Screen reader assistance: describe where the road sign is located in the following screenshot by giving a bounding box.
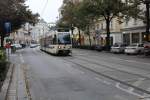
[4,22,11,35]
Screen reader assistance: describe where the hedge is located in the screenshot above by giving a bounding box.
[0,49,9,90]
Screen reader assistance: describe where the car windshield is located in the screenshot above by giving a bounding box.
[58,33,71,44]
[113,43,122,47]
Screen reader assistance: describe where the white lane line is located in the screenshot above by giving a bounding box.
[95,77,111,85]
[142,88,150,100]
[20,54,25,63]
[132,78,145,86]
[116,83,143,98]
[128,78,145,92]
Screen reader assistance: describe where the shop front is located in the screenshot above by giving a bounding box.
[122,26,150,45]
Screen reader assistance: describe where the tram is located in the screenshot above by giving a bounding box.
[40,28,72,55]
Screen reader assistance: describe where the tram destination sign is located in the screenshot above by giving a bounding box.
[57,28,70,32]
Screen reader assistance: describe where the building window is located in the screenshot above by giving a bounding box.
[132,33,139,43]
[123,34,130,45]
[101,24,103,30]
[97,24,99,30]
[134,19,137,25]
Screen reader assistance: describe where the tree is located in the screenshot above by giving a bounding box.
[76,0,141,50]
[58,0,95,46]
[0,0,39,47]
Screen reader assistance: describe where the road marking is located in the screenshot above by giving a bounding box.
[133,78,145,86]
[128,78,145,92]
[142,88,150,100]
[95,77,111,85]
[116,83,143,98]
[20,54,25,63]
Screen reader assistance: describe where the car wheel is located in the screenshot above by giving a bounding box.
[137,50,141,55]
[144,52,149,56]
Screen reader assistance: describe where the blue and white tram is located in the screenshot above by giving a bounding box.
[40,28,72,55]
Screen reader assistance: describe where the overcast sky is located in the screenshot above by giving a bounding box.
[25,0,63,23]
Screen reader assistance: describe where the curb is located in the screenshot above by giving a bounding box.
[0,64,14,100]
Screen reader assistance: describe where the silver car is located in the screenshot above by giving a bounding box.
[125,43,144,55]
[111,43,127,53]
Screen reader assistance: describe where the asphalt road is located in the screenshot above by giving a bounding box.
[16,47,150,100]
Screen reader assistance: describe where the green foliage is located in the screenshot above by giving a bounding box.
[0,49,8,86]
[0,0,39,47]
[59,0,143,50]
[0,0,39,33]
[0,50,6,62]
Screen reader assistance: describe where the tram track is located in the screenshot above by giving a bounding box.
[66,56,150,81]
[62,57,150,96]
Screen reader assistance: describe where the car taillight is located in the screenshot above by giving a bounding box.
[144,46,150,48]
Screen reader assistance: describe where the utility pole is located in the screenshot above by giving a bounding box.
[145,0,150,41]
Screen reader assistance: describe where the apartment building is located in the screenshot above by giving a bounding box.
[9,23,32,45]
[83,17,122,46]
[121,3,149,45]
[30,19,50,43]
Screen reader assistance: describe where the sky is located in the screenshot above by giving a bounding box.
[25,0,63,23]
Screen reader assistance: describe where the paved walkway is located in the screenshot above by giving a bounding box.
[6,52,29,100]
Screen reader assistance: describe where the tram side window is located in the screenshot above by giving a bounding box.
[53,34,57,44]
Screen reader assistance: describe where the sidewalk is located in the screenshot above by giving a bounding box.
[0,53,30,100]
[6,63,29,100]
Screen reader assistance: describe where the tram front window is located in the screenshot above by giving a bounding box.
[58,33,71,44]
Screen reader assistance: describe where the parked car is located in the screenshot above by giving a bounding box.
[111,43,127,53]
[125,43,144,55]
[11,44,22,49]
[144,42,150,56]
[95,45,104,51]
[30,44,38,48]
[20,44,26,48]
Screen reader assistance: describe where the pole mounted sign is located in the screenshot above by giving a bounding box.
[4,22,11,36]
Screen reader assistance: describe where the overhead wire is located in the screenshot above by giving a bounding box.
[41,0,48,17]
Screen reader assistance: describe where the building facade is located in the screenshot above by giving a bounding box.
[30,19,50,43]
[121,3,150,45]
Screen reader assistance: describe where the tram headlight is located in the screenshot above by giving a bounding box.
[58,46,61,49]
[68,46,71,49]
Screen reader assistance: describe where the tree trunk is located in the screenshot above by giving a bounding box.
[71,27,74,46]
[88,25,91,47]
[78,29,81,46]
[106,18,110,51]
[1,34,4,48]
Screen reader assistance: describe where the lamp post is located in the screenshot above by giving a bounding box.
[144,0,150,41]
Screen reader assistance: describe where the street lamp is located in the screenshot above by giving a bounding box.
[144,0,150,41]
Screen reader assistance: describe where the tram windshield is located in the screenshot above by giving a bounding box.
[58,33,71,44]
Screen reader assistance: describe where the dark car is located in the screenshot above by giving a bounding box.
[144,42,150,56]
[95,45,104,51]
[21,44,26,48]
